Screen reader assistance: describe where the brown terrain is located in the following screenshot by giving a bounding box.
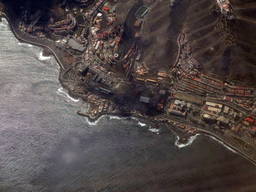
[140,0,256,85]
[183,0,256,86]
[140,0,192,72]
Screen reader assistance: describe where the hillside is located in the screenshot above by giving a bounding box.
[183,0,256,85]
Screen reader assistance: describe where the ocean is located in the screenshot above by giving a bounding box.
[1,18,256,192]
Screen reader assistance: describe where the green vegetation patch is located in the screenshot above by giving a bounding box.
[76,14,85,25]
[135,5,148,18]
[173,93,202,104]
[74,26,84,36]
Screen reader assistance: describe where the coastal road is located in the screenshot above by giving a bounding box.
[157,112,256,166]
[0,11,69,70]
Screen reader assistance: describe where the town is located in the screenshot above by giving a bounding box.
[2,0,256,163]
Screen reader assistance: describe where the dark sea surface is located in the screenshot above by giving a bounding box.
[1,18,256,192]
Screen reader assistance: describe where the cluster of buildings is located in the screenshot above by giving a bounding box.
[216,0,233,16]
[83,0,107,19]
[49,14,77,35]
[74,59,121,99]
[75,27,89,44]
[122,42,138,77]
[173,33,255,99]
[224,83,254,97]
[167,99,191,117]
[16,0,256,152]
[215,16,236,45]
[135,77,159,86]
[232,97,256,111]
[214,0,236,45]
[175,71,223,96]
[201,101,244,127]
[19,21,44,33]
[91,24,123,64]
[232,114,256,137]
[81,93,119,118]
[174,33,200,73]
[135,62,148,76]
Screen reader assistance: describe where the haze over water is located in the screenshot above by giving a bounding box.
[1,18,256,192]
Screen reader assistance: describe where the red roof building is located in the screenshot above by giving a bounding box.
[246,117,254,124]
[103,7,109,11]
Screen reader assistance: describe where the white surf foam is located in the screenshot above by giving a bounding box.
[37,50,51,61]
[207,135,237,154]
[84,115,105,126]
[138,121,147,127]
[148,127,160,134]
[17,42,33,47]
[175,134,200,148]
[57,88,80,102]
[109,116,126,120]
[0,18,9,26]
[131,117,138,121]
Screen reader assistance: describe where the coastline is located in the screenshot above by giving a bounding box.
[1,10,256,166]
[77,108,256,166]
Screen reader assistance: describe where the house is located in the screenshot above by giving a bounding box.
[140,96,150,104]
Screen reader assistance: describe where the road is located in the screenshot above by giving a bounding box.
[0,11,69,70]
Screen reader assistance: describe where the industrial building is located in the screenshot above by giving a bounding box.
[223,106,230,114]
[205,102,223,109]
[68,38,86,52]
[167,100,190,117]
[248,126,256,137]
[168,103,186,117]
[202,113,216,123]
[216,115,229,126]
[140,96,150,104]
[79,65,89,76]
[204,105,222,114]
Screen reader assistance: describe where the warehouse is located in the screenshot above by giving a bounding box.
[205,101,223,109]
[68,38,86,52]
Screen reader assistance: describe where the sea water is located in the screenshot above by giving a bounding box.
[1,18,256,192]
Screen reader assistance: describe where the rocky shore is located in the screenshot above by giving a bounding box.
[1,7,256,167]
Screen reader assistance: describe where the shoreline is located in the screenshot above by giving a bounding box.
[77,109,256,166]
[1,10,256,166]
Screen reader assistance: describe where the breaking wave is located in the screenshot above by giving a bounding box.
[57,88,80,102]
[37,50,51,61]
[0,18,9,27]
[109,116,128,120]
[138,121,147,127]
[175,134,200,148]
[207,135,237,154]
[175,133,238,153]
[17,42,33,47]
[148,127,160,134]
[84,115,105,126]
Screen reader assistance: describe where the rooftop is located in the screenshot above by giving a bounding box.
[68,38,86,52]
